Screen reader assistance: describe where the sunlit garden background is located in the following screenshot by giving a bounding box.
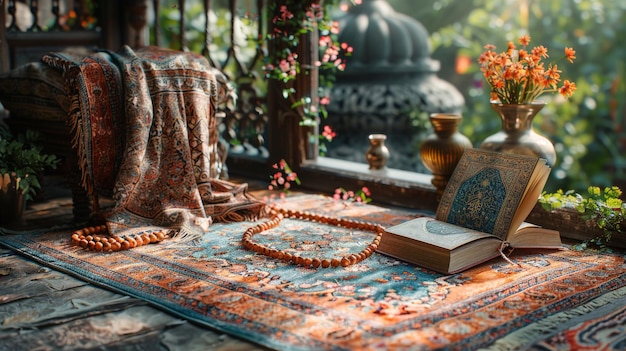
[156,0,625,194]
[389,0,626,193]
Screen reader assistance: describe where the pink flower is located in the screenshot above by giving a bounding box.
[319,36,332,47]
[322,125,336,141]
[279,59,291,73]
[277,5,293,21]
[266,159,301,200]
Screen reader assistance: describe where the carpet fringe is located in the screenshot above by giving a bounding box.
[170,227,206,244]
[165,210,267,248]
[480,285,626,351]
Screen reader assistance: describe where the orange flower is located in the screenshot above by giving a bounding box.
[559,80,577,97]
[518,49,529,61]
[564,47,576,64]
[492,78,505,90]
[478,35,577,104]
[546,65,561,80]
[531,45,549,59]
[507,41,516,51]
[519,35,531,46]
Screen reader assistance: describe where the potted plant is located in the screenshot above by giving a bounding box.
[477,35,578,167]
[0,124,60,225]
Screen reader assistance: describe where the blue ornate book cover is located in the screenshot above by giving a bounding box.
[435,149,547,240]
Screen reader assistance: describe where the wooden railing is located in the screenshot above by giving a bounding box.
[142,1,299,172]
[1,0,122,72]
[142,0,318,174]
[1,0,312,176]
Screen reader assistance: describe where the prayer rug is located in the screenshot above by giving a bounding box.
[1,194,625,351]
[522,289,626,350]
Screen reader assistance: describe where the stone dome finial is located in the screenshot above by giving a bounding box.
[326,0,466,173]
[335,0,440,79]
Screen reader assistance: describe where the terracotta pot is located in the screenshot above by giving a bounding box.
[0,172,26,225]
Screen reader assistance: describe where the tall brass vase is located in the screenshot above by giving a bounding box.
[480,102,557,166]
[420,113,472,198]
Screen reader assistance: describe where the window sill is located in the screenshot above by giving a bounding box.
[299,157,439,212]
[227,155,439,211]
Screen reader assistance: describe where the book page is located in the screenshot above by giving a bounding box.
[383,217,497,251]
[436,149,547,241]
[509,222,562,248]
[507,164,550,237]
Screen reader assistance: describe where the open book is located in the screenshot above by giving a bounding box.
[377,148,562,274]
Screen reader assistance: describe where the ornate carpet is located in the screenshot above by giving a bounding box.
[1,194,625,350]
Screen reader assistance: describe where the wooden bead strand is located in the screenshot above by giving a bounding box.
[70,225,169,252]
[241,205,384,269]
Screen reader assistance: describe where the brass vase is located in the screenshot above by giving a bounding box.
[420,113,472,197]
[366,134,390,170]
[480,101,557,166]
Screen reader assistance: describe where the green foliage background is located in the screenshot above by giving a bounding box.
[388,0,626,193]
[154,0,626,194]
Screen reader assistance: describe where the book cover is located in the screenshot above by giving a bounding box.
[436,148,548,240]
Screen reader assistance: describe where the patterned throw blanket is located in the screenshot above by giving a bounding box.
[43,46,265,238]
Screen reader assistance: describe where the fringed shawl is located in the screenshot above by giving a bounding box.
[43,46,265,239]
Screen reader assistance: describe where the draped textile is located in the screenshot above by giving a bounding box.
[43,46,265,238]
